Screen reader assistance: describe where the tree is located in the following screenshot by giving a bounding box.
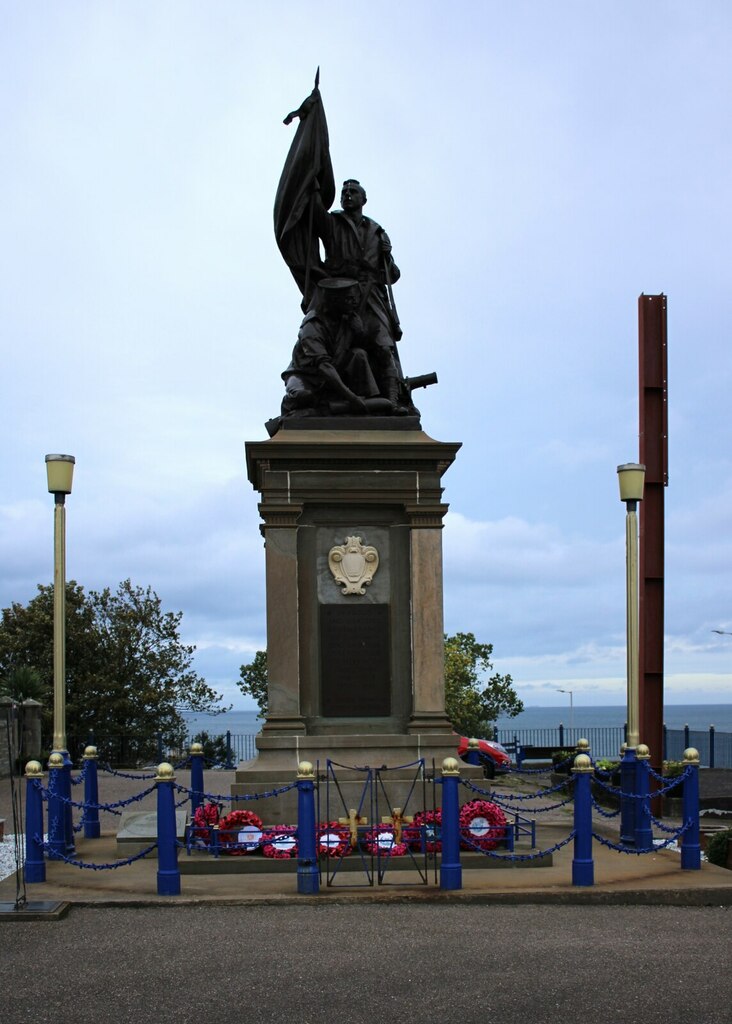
[0,579,227,756]
[443,632,523,738]
[237,650,268,718]
[237,633,523,737]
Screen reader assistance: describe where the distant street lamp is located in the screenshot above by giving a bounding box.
[617,463,645,750]
[45,454,75,856]
[557,688,574,733]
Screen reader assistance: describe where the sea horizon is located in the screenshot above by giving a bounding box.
[181,702,732,737]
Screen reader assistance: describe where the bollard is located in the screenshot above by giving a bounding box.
[189,742,205,817]
[47,751,73,859]
[619,744,637,846]
[634,744,653,851]
[572,753,594,886]
[24,761,46,883]
[226,730,234,769]
[465,738,481,767]
[680,748,701,870]
[156,762,181,896]
[296,761,319,895]
[439,757,462,891]
[82,745,101,839]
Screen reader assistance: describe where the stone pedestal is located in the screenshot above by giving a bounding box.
[234,422,473,819]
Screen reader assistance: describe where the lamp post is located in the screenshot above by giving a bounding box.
[45,454,75,856]
[617,462,645,846]
[617,463,645,749]
[557,688,574,735]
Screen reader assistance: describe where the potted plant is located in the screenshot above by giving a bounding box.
[706,828,732,870]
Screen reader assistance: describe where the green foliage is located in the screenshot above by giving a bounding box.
[0,665,47,703]
[237,650,268,718]
[236,633,523,740]
[595,758,621,772]
[705,828,732,868]
[443,632,523,738]
[663,760,686,778]
[0,579,227,747]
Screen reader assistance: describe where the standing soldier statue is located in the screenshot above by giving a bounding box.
[272,71,435,426]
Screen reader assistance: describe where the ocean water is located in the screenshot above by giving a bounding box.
[181,703,732,738]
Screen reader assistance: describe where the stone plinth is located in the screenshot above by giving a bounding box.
[238,423,474,821]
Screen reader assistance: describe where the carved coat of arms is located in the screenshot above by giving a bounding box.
[328,536,379,595]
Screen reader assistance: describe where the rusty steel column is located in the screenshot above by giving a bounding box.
[638,294,667,811]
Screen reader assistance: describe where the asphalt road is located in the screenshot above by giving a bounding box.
[2,904,730,1023]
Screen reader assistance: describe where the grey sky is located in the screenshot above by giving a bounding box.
[2,1,731,709]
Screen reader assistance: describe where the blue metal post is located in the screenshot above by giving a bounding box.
[709,726,715,769]
[83,745,100,839]
[559,723,565,748]
[634,745,653,851]
[156,763,181,896]
[680,748,701,870]
[572,754,594,886]
[684,724,690,748]
[189,742,204,817]
[619,745,637,846]
[226,730,233,769]
[24,761,46,883]
[439,758,462,891]
[296,761,319,894]
[464,738,481,767]
[47,751,74,858]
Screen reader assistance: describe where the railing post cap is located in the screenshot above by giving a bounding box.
[190,742,204,756]
[441,757,461,776]
[25,760,44,778]
[576,738,590,752]
[48,752,64,769]
[682,748,700,765]
[636,744,651,760]
[467,737,480,749]
[83,745,98,760]
[572,753,593,773]
[155,762,176,781]
[297,760,315,780]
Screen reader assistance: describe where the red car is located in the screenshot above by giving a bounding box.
[456,736,512,778]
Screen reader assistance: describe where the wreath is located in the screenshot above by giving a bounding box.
[363,825,408,857]
[459,799,507,851]
[262,826,298,859]
[317,822,351,858]
[191,801,220,844]
[408,809,442,852]
[218,809,264,855]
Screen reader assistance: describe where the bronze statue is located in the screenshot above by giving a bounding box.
[271,72,436,428]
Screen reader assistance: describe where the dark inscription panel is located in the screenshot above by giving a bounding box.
[320,604,391,717]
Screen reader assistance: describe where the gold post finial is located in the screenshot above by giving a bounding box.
[467,737,480,749]
[441,757,460,776]
[297,760,315,779]
[155,762,175,781]
[576,738,590,752]
[190,742,204,756]
[572,753,593,773]
[682,748,700,765]
[636,744,651,760]
[83,745,98,760]
[48,752,64,769]
[25,760,43,778]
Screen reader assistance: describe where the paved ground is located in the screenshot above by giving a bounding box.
[2,904,731,1024]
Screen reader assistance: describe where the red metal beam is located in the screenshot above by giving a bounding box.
[638,294,667,808]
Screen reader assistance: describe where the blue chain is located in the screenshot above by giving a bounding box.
[37,834,158,869]
[508,756,573,776]
[591,767,691,800]
[488,792,575,814]
[70,764,87,786]
[459,829,576,861]
[591,797,621,819]
[173,781,298,803]
[461,776,574,802]
[649,809,683,834]
[38,782,158,811]
[591,818,691,855]
[99,764,158,780]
